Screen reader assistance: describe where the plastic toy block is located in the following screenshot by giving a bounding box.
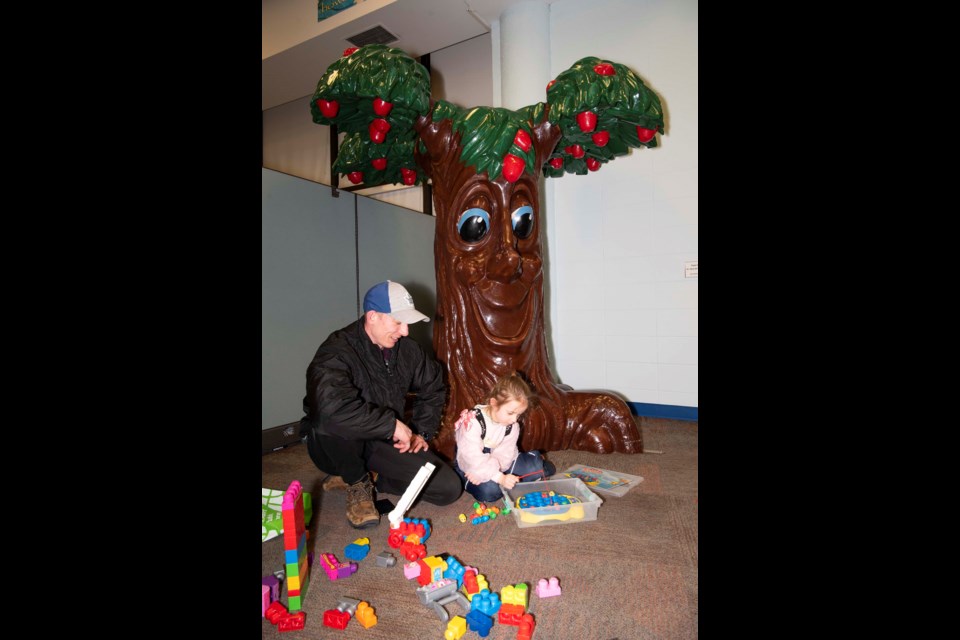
[262,575,280,602]
[388,462,436,527]
[417,578,472,622]
[499,603,524,625]
[400,540,427,562]
[423,556,448,583]
[278,611,305,632]
[287,595,302,610]
[320,552,358,581]
[517,613,535,640]
[355,601,378,628]
[288,575,301,591]
[404,561,421,579]
[265,601,288,624]
[376,551,397,567]
[344,542,370,561]
[288,587,300,597]
[502,583,528,607]
[352,537,370,546]
[468,574,489,600]
[536,577,561,598]
[262,585,270,617]
[323,609,351,630]
[471,589,502,616]
[445,615,467,640]
[336,597,362,615]
[465,609,493,638]
[443,556,466,587]
[462,570,479,595]
[273,569,286,581]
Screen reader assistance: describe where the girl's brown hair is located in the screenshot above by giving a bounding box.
[487,372,538,414]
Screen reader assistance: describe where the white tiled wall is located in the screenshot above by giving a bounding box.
[548,0,698,408]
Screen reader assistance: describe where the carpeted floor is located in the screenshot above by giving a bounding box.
[262,417,698,639]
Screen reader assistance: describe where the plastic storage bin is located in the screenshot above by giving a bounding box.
[503,478,602,528]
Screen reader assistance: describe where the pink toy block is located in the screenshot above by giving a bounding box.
[404,561,421,579]
[536,576,561,598]
[262,585,270,617]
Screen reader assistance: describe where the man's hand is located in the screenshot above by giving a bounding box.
[393,420,414,452]
[409,434,429,453]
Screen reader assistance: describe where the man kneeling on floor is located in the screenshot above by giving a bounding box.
[300,280,462,528]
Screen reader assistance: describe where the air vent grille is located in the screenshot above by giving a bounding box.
[346,25,399,47]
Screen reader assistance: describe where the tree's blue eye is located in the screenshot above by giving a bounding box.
[457,208,490,242]
[511,205,534,239]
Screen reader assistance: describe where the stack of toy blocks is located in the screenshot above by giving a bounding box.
[281,480,310,612]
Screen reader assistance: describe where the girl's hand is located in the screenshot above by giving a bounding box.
[498,474,519,490]
[465,471,485,485]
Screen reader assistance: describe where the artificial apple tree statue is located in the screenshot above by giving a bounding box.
[312,45,664,458]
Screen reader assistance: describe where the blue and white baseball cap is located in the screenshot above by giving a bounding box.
[362,280,430,324]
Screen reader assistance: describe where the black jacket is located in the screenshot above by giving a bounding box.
[300,317,446,442]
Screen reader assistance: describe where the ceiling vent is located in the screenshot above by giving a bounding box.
[345,25,399,47]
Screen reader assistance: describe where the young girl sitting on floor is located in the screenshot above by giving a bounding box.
[454,373,555,502]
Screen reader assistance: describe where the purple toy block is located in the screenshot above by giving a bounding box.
[262,575,280,602]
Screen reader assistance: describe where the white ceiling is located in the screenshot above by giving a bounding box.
[262,0,550,111]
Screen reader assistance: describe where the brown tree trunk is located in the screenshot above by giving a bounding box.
[415,115,642,460]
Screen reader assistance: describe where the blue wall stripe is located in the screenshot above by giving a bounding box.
[627,402,698,421]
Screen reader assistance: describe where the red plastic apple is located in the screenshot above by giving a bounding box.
[347,171,363,184]
[401,168,417,185]
[373,97,393,116]
[368,118,391,143]
[593,63,615,76]
[549,157,563,169]
[586,158,601,171]
[343,47,359,56]
[502,153,525,182]
[576,111,597,133]
[546,79,556,92]
[513,129,532,152]
[317,99,339,118]
[568,144,585,159]
[637,126,657,143]
[372,158,387,170]
[591,131,610,147]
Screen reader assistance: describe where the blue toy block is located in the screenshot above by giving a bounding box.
[465,609,493,638]
[443,556,466,588]
[471,589,502,616]
[344,542,370,561]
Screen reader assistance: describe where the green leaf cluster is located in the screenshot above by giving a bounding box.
[544,57,665,177]
[431,101,536,181]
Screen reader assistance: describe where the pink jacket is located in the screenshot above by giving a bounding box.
[454,405,520,484]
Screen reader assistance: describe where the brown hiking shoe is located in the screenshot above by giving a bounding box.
[322,475,350,491]
[345,475,380,529]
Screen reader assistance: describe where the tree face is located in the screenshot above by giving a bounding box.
[444,174,542,345]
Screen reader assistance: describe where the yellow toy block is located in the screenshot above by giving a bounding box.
[501,583,528,607]
[356,601,377,628]
[445,615,467,640]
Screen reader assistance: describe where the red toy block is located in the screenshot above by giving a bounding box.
[323,609,351,630]
[517,613,535,640]
[463,570,479,595]
[278,611,306,632]
[417,559,433,586]
[265,601,288,624]
[499,603,524,625]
